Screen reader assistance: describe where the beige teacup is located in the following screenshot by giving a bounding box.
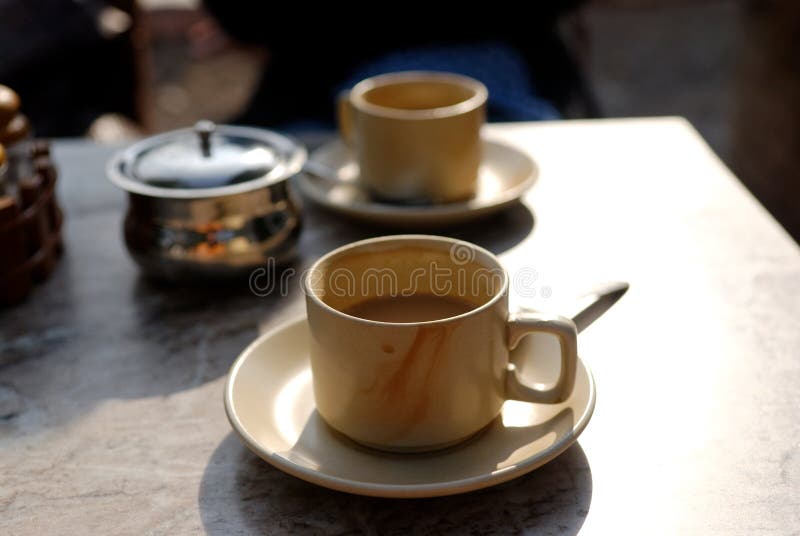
[338,72,487,203]
[305,235,578,452]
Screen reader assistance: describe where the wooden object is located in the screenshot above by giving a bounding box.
[0,143,63,304]
[0,114,30,146]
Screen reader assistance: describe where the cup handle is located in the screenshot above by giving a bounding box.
[337,90,355,148]
[505,312,578,404]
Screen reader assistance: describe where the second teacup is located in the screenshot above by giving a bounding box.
[338,71,487,204]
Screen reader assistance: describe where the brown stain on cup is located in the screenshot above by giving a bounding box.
[360,324,455,442]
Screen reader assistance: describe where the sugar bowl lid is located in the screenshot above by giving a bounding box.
[107,121,306,198]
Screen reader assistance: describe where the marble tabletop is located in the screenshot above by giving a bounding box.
[1,118,798,535]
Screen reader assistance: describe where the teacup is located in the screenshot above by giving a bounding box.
[305,235,578,452]
[338,71,487,203]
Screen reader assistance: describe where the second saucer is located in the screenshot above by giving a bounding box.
[296,138,538,228]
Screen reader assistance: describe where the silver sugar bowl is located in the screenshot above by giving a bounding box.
[107,121,306,279]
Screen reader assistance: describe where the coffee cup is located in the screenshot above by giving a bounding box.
[304,235,578,452]
[338,72,487,203]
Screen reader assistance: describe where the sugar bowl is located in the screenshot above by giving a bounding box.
[107,121,306,279]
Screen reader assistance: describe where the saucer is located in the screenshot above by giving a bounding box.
[224,317,595,498]
[295,139,538,227]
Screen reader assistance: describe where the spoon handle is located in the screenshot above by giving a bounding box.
[567,281,629,333]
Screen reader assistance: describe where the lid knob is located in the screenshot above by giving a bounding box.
[194,120,216,158]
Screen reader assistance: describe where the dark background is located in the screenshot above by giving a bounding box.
[1,0,798,241]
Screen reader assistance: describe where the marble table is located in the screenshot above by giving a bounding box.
[2,118,799,535]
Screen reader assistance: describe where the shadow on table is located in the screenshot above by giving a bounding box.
[447,202,536,253]
[198,430,591,535]
[299,200,536,257]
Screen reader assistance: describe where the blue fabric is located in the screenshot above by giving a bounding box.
[339,42,560,122]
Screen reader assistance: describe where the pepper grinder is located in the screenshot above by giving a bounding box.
[0,85,64,305]
[0,85,31,185]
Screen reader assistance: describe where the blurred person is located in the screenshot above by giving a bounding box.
[202,2,595,130]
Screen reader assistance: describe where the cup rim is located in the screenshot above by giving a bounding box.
[304,235,508,327]
[349,71,488,121]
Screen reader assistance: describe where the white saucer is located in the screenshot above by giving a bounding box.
[295,139,538,227]
[224,317,595,498]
